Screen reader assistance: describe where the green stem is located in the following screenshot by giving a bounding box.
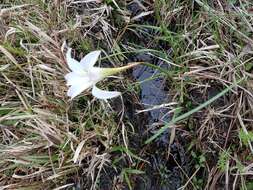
[145,78,244,144]
[102,62,144,76]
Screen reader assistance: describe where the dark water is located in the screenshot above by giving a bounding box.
[131,53,172,145]
[132,55,170,125]
[130,53,187,190]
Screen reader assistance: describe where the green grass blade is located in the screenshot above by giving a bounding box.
[145,81,240,144]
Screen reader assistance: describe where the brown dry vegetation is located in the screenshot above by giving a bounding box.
[0,0,253,190]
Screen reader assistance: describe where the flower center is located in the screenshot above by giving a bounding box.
[87,68,103,83]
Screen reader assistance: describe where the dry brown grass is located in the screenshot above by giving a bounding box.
[0,0,253,190]
[0,1,127,189]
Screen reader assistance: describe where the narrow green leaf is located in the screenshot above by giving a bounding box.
[145,80,241,144]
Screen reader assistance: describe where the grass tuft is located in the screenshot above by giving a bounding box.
[0,0,253,189]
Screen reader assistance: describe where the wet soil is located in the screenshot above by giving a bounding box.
[127,53,189,190]
[132,54,170,125]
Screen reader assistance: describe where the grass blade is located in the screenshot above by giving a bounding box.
[145,81,241,144]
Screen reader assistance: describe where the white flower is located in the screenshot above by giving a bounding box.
[65,48,141,100]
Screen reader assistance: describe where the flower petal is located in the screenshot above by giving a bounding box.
[66,48,83,72]
[67,82,93,100]
[65,72,89,86]
[80,50,101,68]
[91,85,121,100]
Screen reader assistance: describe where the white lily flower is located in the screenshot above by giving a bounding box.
[65,48,141,100]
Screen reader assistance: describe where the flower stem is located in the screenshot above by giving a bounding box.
[103,62,144,76]
[117,62,144,71]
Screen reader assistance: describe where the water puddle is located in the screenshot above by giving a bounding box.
[132,53,170,126]
[129,53,187,190]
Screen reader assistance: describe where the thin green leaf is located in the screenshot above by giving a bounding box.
[145,80,242,144]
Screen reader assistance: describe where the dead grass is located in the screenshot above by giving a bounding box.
[0,1,127,189]
[0,0,253,190]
